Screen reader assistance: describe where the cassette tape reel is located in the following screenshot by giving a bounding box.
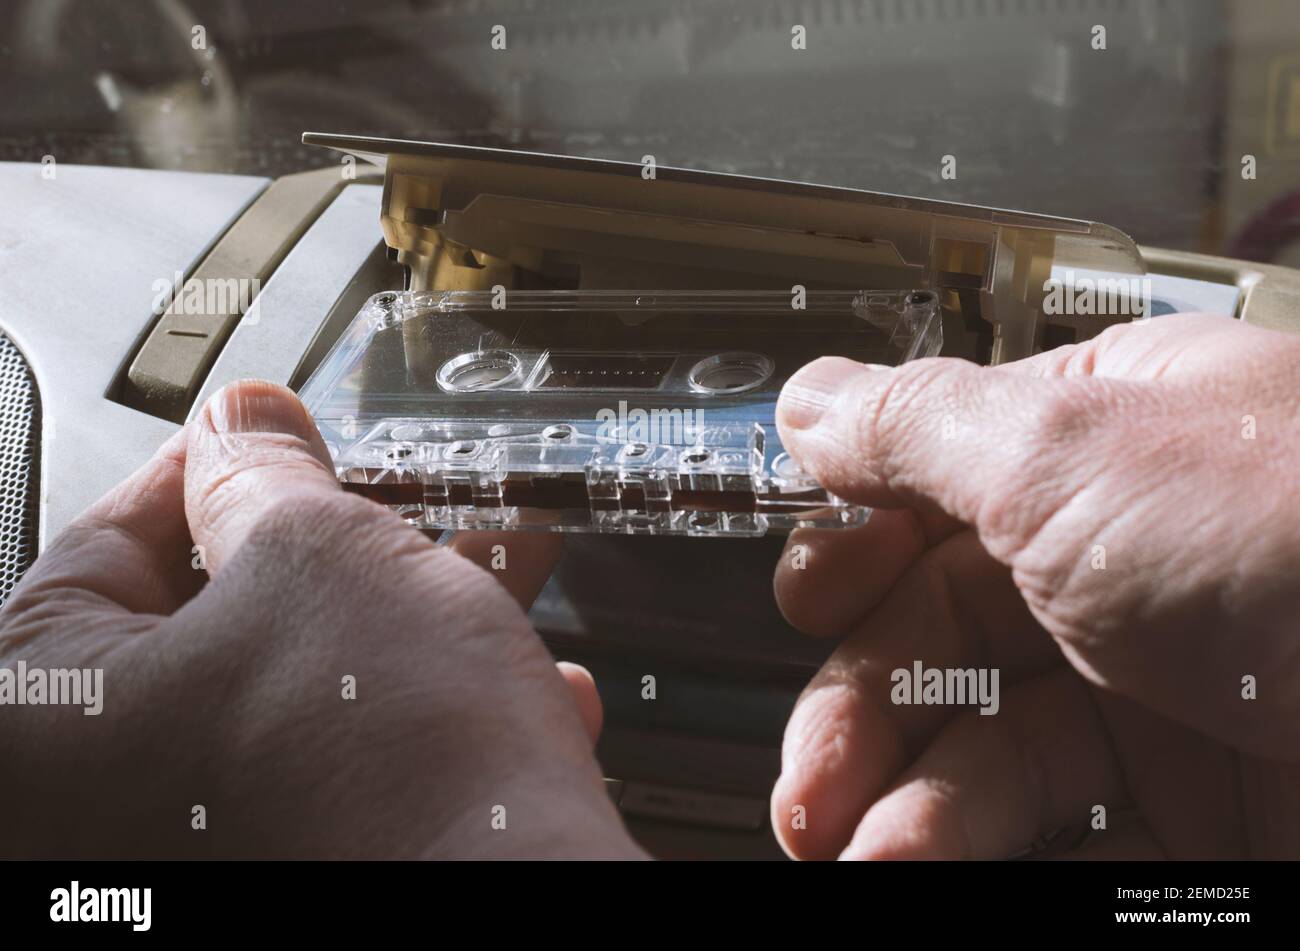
[299,289,942,537]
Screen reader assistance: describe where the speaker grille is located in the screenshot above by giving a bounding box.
[0,334,39,607]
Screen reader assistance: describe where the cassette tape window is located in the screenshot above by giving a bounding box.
[299,288,941,537]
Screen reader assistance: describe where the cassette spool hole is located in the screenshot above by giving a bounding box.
[688,351,774,395]
[436,349,522,392]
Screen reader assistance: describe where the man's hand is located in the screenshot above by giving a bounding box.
[0,380,642,859]
[770,313,1300,860]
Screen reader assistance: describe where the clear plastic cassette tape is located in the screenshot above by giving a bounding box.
[299,289,942,536]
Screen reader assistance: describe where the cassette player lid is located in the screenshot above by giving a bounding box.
[303,132,1145,363]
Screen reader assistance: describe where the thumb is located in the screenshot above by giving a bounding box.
[185,379,342,574]
[776,356,1111,556]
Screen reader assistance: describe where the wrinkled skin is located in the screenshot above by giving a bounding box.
[771,314,1300,860]
[0,380,643,859]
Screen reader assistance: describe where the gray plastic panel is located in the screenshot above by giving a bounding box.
[0,163,268,546]
[191,183,383,414]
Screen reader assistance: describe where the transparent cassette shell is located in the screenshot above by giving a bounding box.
[298,289,942,537]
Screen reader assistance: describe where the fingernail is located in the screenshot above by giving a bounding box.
[778,358,884,430]
[206,380,313,437]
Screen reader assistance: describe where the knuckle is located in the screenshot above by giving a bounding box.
[242,496,525,635]
[1016,381,1096,449]
[854,357,958,480]
[189,469,280,549]
[980,381,1118,557]
[232,491,404,584]
[1001,380,1112,498]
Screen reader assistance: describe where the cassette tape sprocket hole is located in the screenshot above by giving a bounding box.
[688,511,721,530]
[687,351,774,395]
[436,349,522,392]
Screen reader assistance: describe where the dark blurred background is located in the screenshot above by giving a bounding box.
[3,0,1300,265]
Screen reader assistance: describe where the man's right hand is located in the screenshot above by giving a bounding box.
[771,313,1300,860]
